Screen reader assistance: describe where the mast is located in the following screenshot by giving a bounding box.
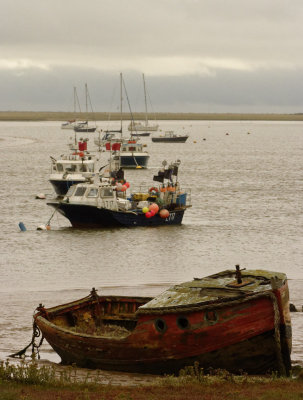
[85,83,88,121]
[73,86,80,146]
[120,72,123,138]
[73,87,77,116]
[143,73,148,127]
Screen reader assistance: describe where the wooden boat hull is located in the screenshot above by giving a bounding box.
[34,275,292,375]
[36,321,285,374]
[47,202,186,228]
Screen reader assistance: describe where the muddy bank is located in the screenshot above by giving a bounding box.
[1,111,303,121]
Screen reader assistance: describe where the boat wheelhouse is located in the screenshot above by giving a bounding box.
[49,138,99,197]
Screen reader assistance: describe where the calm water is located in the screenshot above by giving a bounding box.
[1,120,303,371]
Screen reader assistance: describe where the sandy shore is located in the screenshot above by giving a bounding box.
[0,111,303,121]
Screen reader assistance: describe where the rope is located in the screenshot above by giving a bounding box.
[9,322,44,360]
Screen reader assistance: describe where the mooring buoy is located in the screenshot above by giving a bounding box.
[19,222,26,232]
[35,193,46,199]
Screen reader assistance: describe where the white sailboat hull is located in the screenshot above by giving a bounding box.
[128,122,158,132]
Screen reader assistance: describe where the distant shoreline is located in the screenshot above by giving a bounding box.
[0,111,303,121]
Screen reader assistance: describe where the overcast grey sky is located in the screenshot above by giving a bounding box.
[1,0,303,113]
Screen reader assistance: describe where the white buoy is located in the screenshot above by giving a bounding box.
[36,224,50,230]
[35,193,46,199]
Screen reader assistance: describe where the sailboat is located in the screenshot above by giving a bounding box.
[128,73,159,134]
[61,87,83,130]
[74,84,97,133]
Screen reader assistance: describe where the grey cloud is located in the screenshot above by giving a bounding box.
[1,0,303,112]
[1,66,303,113]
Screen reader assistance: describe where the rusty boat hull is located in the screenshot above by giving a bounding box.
[34,269,292,375]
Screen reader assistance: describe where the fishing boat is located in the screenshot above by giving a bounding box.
[95,74,150,168]
[95,135,149,168]
[116,139,149,169]
[128,74,159,133]
[47,160,190,228]
[49,137,100,197]
[33,266,292,375]
[152,130,189,143]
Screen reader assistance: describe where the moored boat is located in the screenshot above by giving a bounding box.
[118,139,150,169]
[74,122,97,133]
[61,120,76,130]
[49,137,99,197]
[33,266,292,375]
[47,160,190,228]
[152,130,189,143]
[127,74,159,133]
[130,131,151,137]
[128,121,158,132]
[73,83,97,133]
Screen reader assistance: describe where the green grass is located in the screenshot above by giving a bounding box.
[1,360,303,400]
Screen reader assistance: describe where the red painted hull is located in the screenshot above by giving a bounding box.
[34,270,292,375]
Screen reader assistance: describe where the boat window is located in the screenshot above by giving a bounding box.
[66,186,76,197]
[79,164,87,172]
[57,163,64,172]
[100,188,113,197]
[177,316,190,330]
[204,310,218,324]
[129,146,136,151]
[154,319,167,333]
[64,164,76,172]
[74,187,86,197]
[87,188,98,197]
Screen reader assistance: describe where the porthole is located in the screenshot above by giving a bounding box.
[204,310,218,324]
[177,316,190,330]
[154,318,167,333]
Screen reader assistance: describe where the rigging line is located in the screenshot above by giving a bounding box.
[74,87,82,114]
[86,85,96,126]
[122,77,136,129]
[147,88,157,121]
[131,152,139,167]
[104,85,118,131]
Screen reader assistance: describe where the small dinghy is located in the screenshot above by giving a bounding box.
[33,266,292,375]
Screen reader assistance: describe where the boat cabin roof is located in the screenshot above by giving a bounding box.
[137,269,287,312]
[66,182,116,199]
[121,142,143,151]
[58,155,95,163]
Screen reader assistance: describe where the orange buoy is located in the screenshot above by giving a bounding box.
[159,209,169,219]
